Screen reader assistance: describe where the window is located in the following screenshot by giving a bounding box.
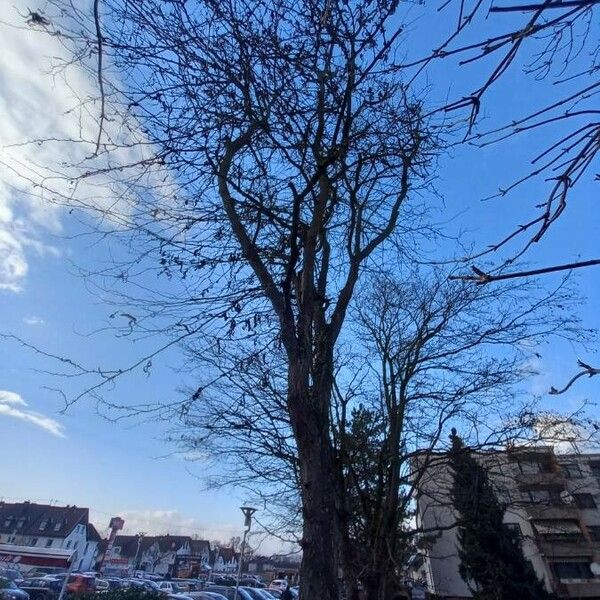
[45,539,53,548]
[84,543,89,553]
[550,561,593,580]
[527,489,563,506]
[8,536,16,543]
[574,493,597,509]
[54,522,62,532]
[73,541,79,549]
[65,541,71,549]
[519,461,541,474]
[30,538,38,547]
[562,463,583,478]
[504,523,523,538]
[589,526,600,542]
[39,519,48,531]
[528,490,548,503]
[16,518,25,529]
[3,518,13,528]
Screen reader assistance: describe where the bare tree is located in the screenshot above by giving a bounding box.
[436,0,599,264]
[332,268,587,600]
[18,2,440,597]
[172,265,589,600]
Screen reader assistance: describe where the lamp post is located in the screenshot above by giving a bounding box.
[57,550,78,600]
[133,531,147,575]
[233,506,256,600]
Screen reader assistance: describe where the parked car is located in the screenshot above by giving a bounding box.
[267,582,288,592]
[0,570,23,586]
[240,587,274,600]
[19,577,62,600]
[210,578,236,588]
[20,579,61,594]
[0,578,29,600]
[157,582,186,595]
[127,579,164,594]
[172,581,201,593]
[204,586,254,600]
[188,593,228,600]
[263,591,280,599]
[66,574,95,595]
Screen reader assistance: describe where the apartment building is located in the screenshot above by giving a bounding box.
[411,446,600,599]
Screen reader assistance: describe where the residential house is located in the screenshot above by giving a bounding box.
[101,534,208,578]
[211,546,239,574]
[0,501,101,572]
[152,535,191,577]
[177,539,211,578]
[101,534,157,577]
[411,446,600,599]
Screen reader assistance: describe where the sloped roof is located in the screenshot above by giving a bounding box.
[217,547,239,562]
[111,534,157,558]
[86,523,103,543]
[155,535,190,552]
[0,502,88,538]
[189,539,210,555]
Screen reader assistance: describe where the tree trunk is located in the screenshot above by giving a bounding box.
[288,358,339,600]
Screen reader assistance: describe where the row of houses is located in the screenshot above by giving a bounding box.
[0,502,239,578]
[101,534,238,578]
[410,445,600,599]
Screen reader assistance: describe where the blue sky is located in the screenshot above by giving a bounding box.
[0,0,598,547]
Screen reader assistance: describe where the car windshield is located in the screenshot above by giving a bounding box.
[0,579,17,590]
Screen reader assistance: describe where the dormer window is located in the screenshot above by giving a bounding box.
[39,519,48,531]
[3,517,13,528]
[54,522,62,532]
[16,518,25,529]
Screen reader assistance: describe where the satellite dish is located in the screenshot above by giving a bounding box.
[590,562,600,576]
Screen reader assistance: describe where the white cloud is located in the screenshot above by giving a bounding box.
[22,315,44,326]
[0,389,65,437]
[115,509,240,542]
[0,390,27,406]
[0,3,163,292]
[533,413,600,454]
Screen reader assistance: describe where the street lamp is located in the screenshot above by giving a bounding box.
[133,531,147,575]
[233,506,257,600]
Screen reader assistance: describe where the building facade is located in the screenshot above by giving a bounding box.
[101,534,211,578]
[412,446,600,599]
[0,501,101,572]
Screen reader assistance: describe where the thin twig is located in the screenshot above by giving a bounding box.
[93,0,105,155]
[549,360,600,394]
[491,0,600,11]
[449,258,600,283]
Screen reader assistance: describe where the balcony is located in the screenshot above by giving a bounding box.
[516,471,566,489]
[527,505,580,520]
[561,580,600,598]
[538,539,594,558]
